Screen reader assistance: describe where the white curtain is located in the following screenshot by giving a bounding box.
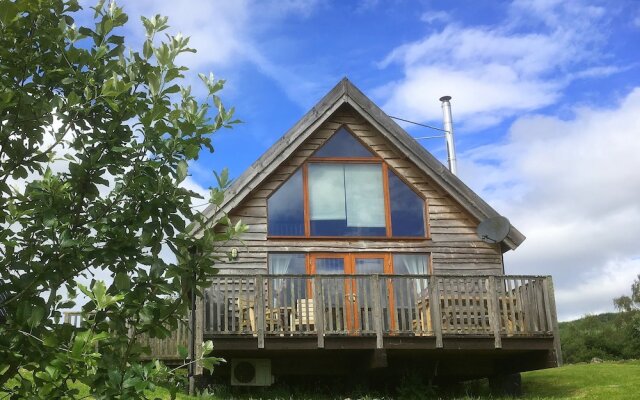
[269,254,293,275]
[308,164,346,221]
[394,254,428,295]
[393,254,427,275]
[344,164,385,227]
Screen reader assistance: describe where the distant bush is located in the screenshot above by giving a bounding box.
[560,310,640,363]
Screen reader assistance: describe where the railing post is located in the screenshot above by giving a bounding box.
[544,276,563,366]
[255,275,265,349]
[488,276,502,349]
[428,277,443,348]
[372,275,384,349]
[314,276,325,349]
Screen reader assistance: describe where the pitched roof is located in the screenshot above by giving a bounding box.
[194,78,525,251]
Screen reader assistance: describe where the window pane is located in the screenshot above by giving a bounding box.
[393,254,428,309]
[345,164,385,228]
[308,164,346,221]
[388,170,426,237]
[354,258,384,274]
[268,253,307,274]
[315,258,345,274]
[268,169,304,236]
[309,163,386,236]
[269,253,307,308]
[313,127,375,158]
[392,254,428,275]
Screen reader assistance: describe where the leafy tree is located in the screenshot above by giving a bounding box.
[613,274,640,312]
[0,0,243,398]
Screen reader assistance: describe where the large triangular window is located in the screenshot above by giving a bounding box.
[267,127,426,238]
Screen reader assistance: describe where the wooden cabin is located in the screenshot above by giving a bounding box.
[191,79,561,386]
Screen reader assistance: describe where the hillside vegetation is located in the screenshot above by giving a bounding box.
[559,310,640,363]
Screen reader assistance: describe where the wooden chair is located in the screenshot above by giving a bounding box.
[290,298,315,331]
[236,298,256,332]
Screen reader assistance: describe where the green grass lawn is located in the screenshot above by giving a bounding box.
[516,360,640,399]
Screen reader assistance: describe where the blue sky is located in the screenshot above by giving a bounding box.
[79,0,640,320]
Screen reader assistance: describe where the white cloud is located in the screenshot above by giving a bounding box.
[461,87,640,320]
[420,10,450,25]
[112,0,323,104]
[377,1,615,129]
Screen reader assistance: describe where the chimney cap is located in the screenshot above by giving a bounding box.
[439,95,452,102]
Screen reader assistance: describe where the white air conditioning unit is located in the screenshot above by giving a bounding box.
[230,359,273,386]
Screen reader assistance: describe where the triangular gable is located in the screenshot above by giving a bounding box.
[193,78,525,251]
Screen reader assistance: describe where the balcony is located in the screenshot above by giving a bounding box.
[203,274,560,354]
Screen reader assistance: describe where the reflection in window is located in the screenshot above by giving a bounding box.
[308,163,386,236]
[313,127,375,158]
[389,170,426,237]
[267,169,304,236]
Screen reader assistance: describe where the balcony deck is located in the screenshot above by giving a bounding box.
[203,274,561,356]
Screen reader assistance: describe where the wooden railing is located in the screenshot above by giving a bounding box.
[63,312,190,361]
[203,275,560,349]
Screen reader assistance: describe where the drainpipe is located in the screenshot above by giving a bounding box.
[439,96,457,175]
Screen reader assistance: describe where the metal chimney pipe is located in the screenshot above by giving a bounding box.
[439,95,457,175]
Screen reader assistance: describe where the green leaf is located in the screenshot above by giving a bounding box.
[201,340,214,355]
[114,272,130,291]
[28,304,45,328]
[176,160,188,183]
[177,344,188,359]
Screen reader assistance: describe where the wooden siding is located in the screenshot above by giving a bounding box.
[213,105,503,275]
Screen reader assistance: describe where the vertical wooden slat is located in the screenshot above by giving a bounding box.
[290,277,296,333]
[429,277,443,348]
[391,277,399,334]
[336,277,342,333]
[342,278,349,333]
[305,277,311,332]
[542,278,553,333]
[363,277,370,332]
[314,277,325,348]
[524,279,533,332]
[326,278,334,333]
[372,275,384,349]
[409,276,418,335]
[421,277,430,334]
[535,279,546,332]
[516,279,528,333]
[467,279,477,333]
[256,276,265,348]
[505,278,517,333]
[451,279,460,333]
[498,277,509,334]
[224,278,230,333]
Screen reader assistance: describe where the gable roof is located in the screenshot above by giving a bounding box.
[194,78,525,251]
